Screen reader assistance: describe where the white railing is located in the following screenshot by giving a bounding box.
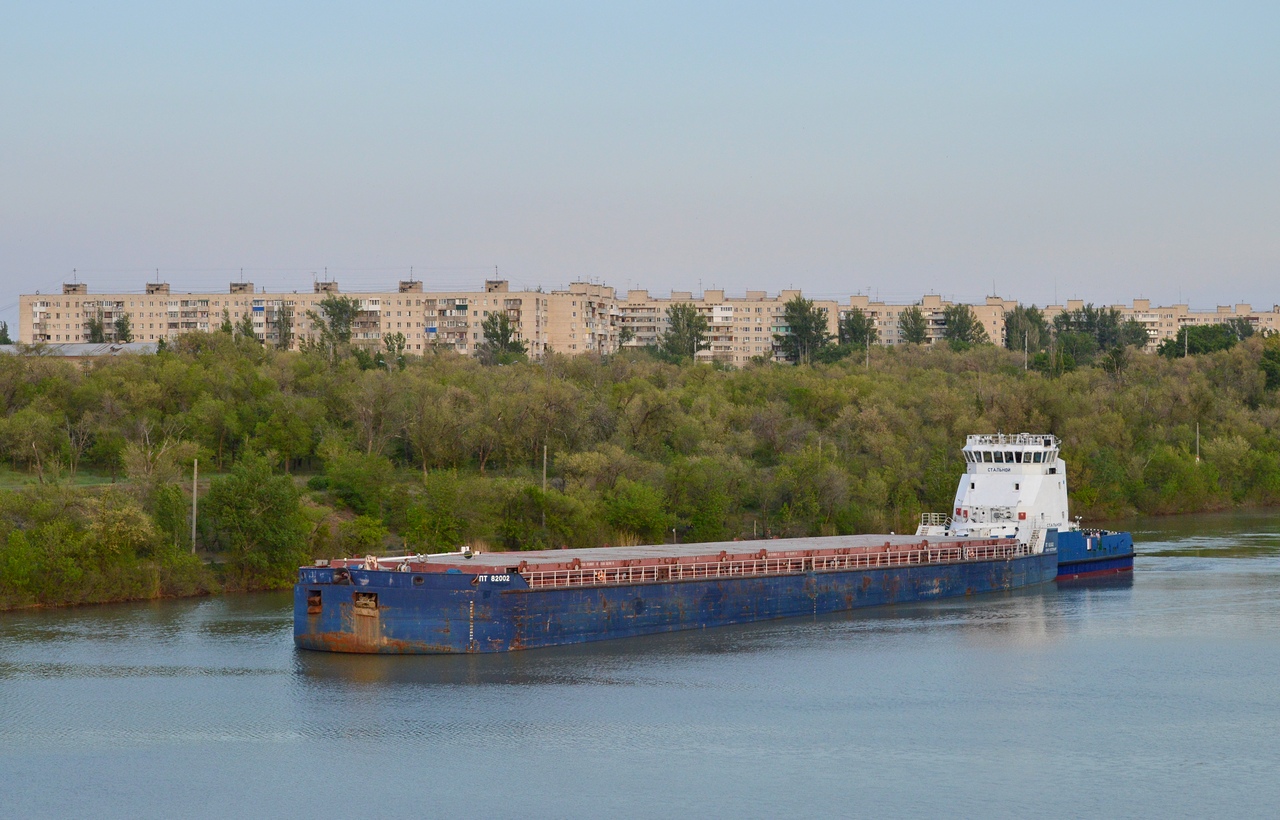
[520,542,1032,590]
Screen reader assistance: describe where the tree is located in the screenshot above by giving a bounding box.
[658,303,709,361]
[87,311,106,344]
[1052,304,1147,351]
[305,295,360,361]
[941,304,990,349]
[276,309,293,350]
[477,312,527,364]
[1226,317,1255,341]
[1158,324,1241,358]
[339,515,388,555]
[774,295,833,364]
[236,312,258,343]
[898,305,928,344]
[201,454,309,588]
[113,313,134,343]
[219,308,234,334]
[0,322,10,345]
[383,332,407,369]
[837,307,877,348]
[1118,319,1151,349]
[604,478,673,543]
[1261,336,1280,390]
[1003,305,1047,352]
[618,326,636,347]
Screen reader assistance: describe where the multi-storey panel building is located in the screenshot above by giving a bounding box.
[1043,299,1280,352]
[20,279,552,356]
[18,280,1277,360]
[617,288,839,364]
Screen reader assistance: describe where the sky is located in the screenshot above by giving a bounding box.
[3,1,1279,328]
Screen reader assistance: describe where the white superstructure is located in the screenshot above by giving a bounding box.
[917,433,1075,554]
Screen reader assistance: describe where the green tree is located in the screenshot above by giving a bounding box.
[236,312,258,343]
[0,321,11,345]
[339,515,388,554]
[113,313,134,343]
[201,454,309,588]
[321,440,393,517]
[87,310,106,343]
[898,305,928,344]
[659,303,709,361]
[1052,304,1147,352]
[305,295,360,360]
[1261,336,1280,390]
[1003,305,1047,352]
[477,312,527,364]
[383,332,407,369]
[276,309,294,350]
[837,307,878,348]
[775,295,833,364]
[404,471,466,550]
[941,304,990,349]
[1118,319,1151,348]
[1157,324,1240,358]
[604,478,674,543]
[219,308,234,334]
[1225,317,1255,341]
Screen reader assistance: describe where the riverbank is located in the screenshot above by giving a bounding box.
[2,336,1278,610]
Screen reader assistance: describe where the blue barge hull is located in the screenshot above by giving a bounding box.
[1052,530,1134,580]
[294,550,1058,654]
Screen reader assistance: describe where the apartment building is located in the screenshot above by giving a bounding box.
[546,282,619,355]
[617,288,839,364]
[844,294,1017,347]
[20,279,552,356]
[1043,299,1280,352]
[19,280,1277,361]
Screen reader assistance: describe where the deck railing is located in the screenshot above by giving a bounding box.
[520,541,1033,590]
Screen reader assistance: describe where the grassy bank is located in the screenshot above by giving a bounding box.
[2,331,1279,610]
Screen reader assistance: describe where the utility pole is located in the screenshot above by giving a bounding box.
[1024,330,1028,371]
[191,458,198,554]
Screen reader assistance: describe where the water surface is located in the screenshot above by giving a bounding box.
[3,512,1278,818]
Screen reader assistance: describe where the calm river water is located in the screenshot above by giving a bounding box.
[3,512,1279,819]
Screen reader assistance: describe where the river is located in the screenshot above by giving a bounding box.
[3,512,1279,818]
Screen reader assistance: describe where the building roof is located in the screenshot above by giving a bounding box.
[0,342,159,358]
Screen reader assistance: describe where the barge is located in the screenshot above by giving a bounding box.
[294,433,1129,653]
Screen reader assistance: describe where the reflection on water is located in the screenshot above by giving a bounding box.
[2,511,1279,819]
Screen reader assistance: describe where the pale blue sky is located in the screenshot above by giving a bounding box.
[3,1,1278,326]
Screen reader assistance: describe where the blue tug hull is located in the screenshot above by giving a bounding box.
[294,551,1059,654]
[1052,530,1134,580]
